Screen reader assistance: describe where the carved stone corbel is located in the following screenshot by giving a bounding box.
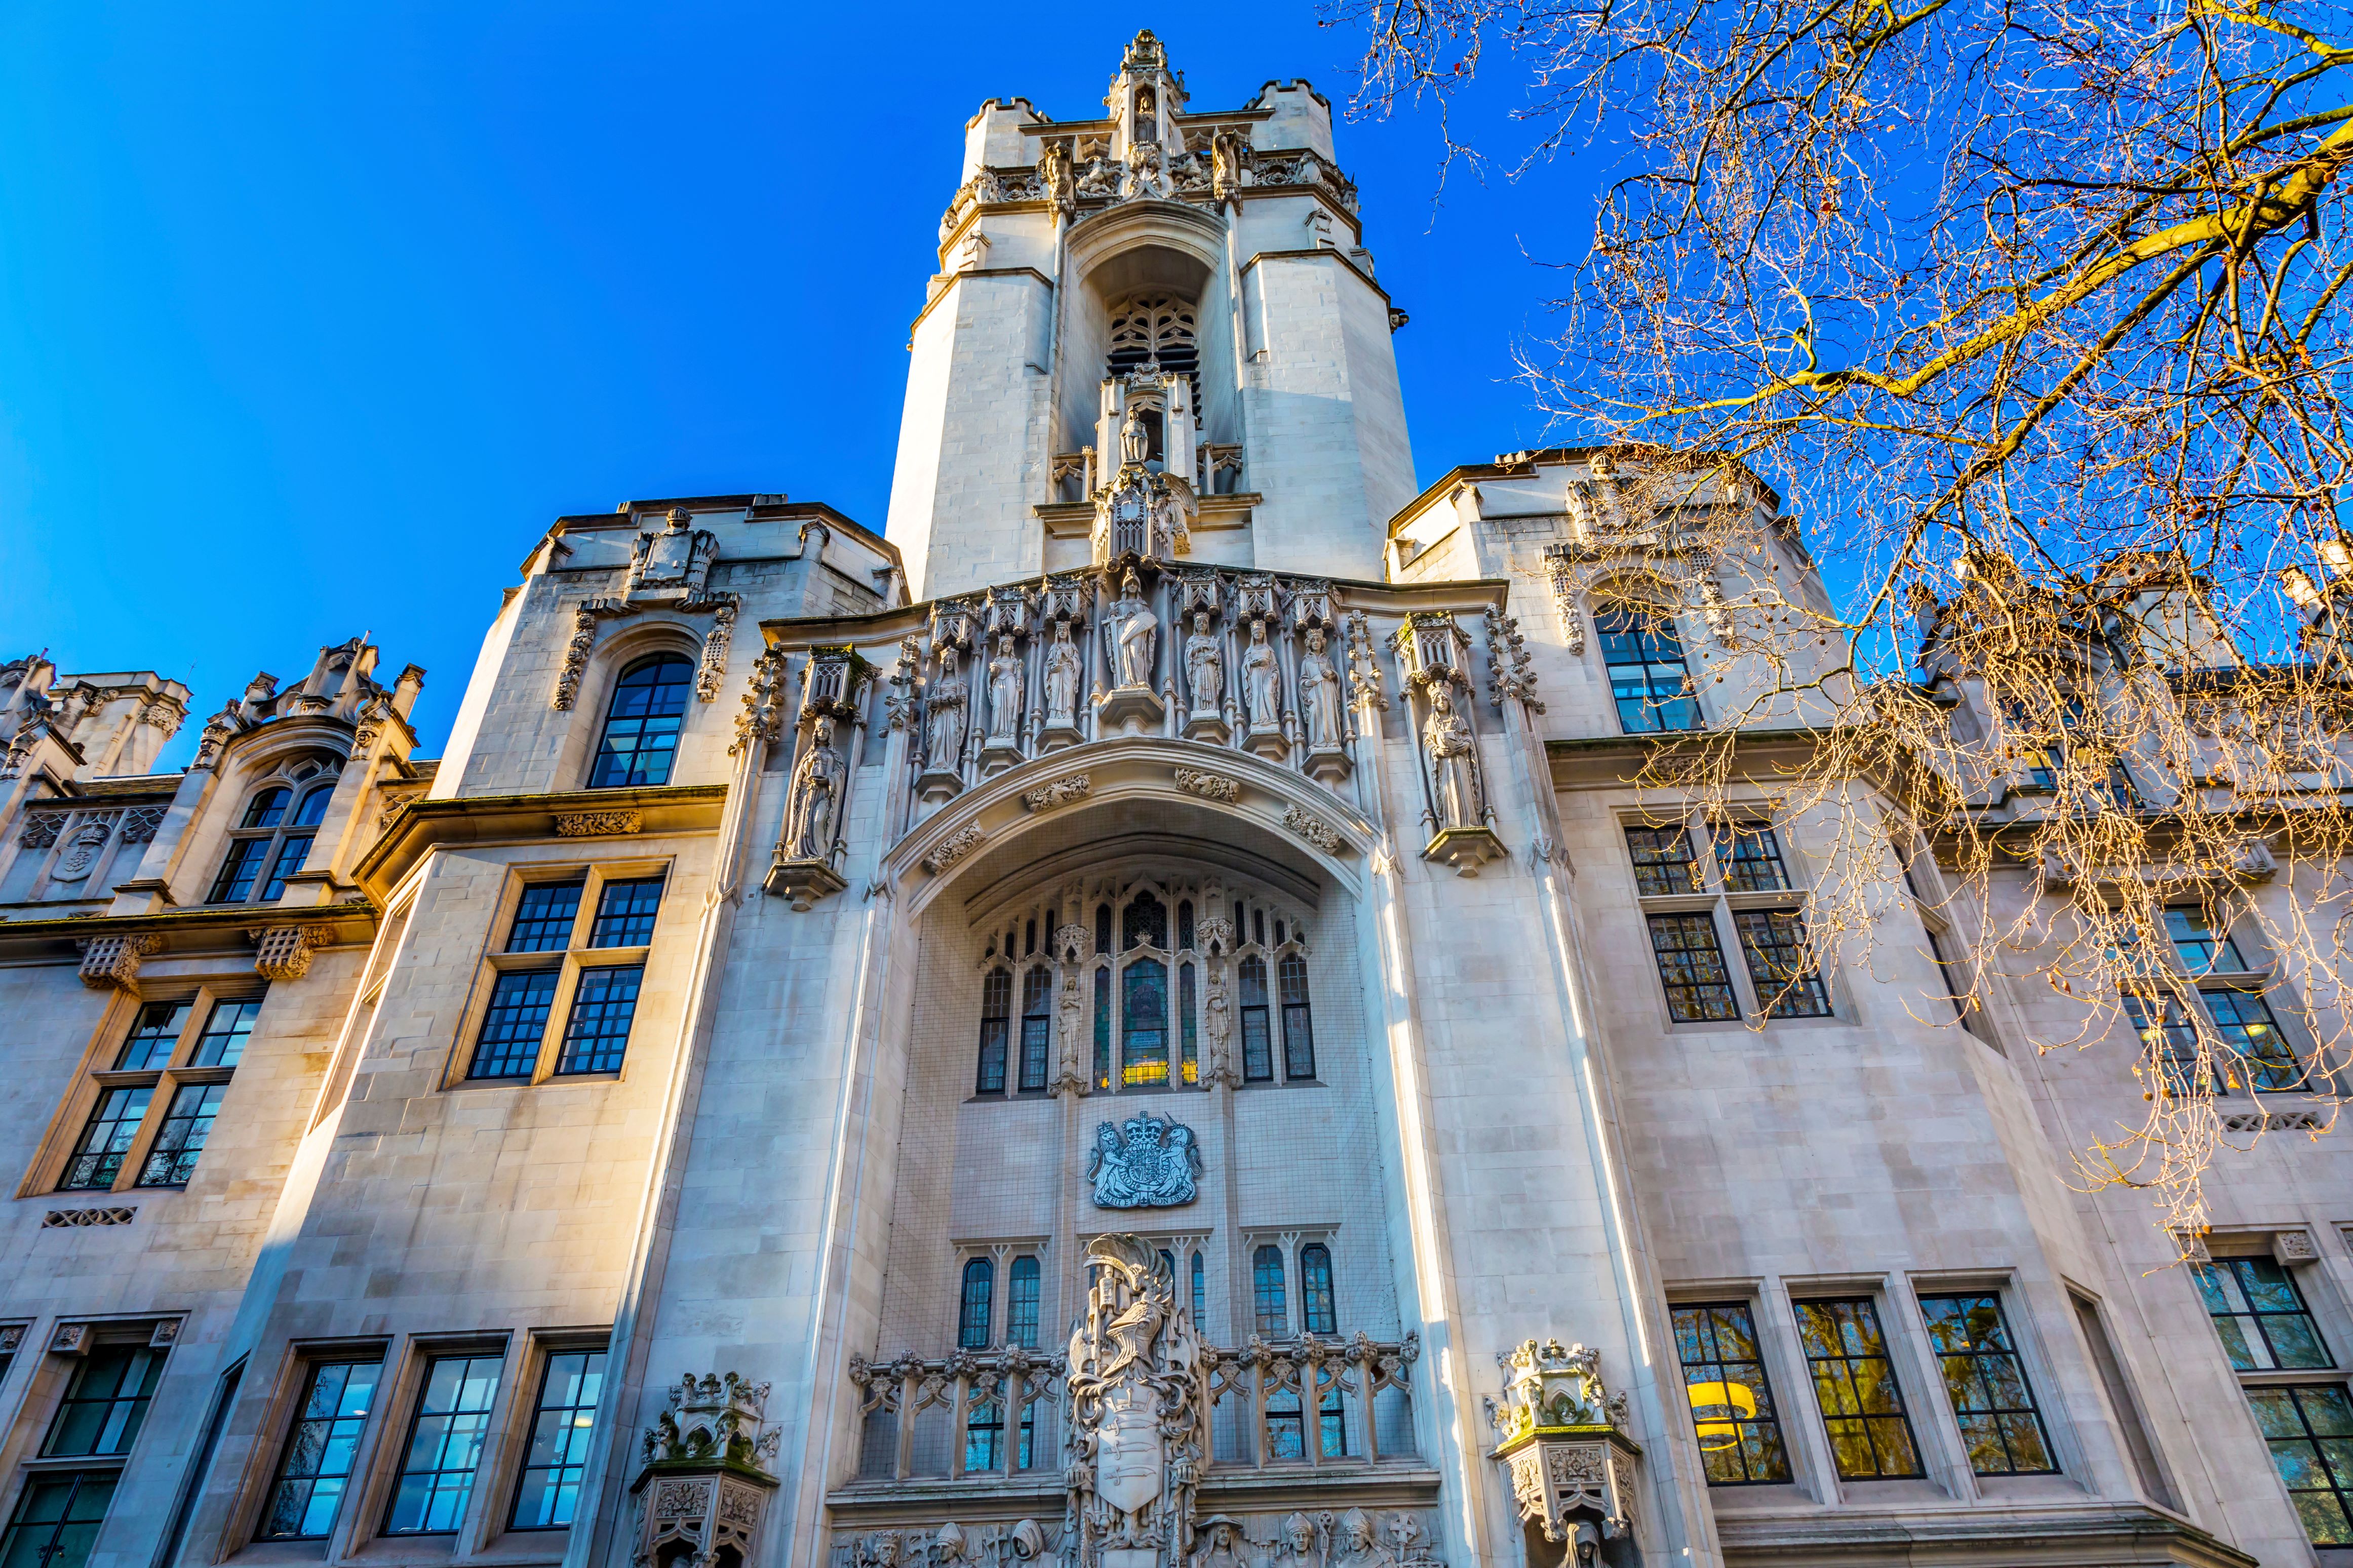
[77,934,164,997]
[1487,1339,1642,1566]
[629,1373,780,1568]
[249,924,330,982]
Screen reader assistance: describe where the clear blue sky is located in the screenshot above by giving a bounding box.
[0,5,1597,765]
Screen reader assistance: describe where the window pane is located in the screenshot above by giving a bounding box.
[243,788,291,829]
[1123,893,1168,952]
[1596,607,1700,733]
[115,1000,190,1070]
[959,1260,994,1350]
[2193,1258,2334,1371]
[1176,962,1198,1087]
[259,834,313,901]
[1191,1252,1206,1333]
[509,1351,605,1530]
[1673,1303,1793,1484]
[1646,914,1739,1022]
[0,1472,119,1568]
[1019,968,1052,1093]
[2203,989,2303,1091]
[1300,1245,1337,1336]
[468,971,559,1079]
[189,998,263,1067]
[1793,1299,1924,1479]
[384,1355,504,1534]
[2248,1386,2353,1546]
[589,656,693,788]
[208,837,271,903]
[137,1083,227,1188]
[976,969,1011,1095]
[58,1087,153,1191]
[555,967,642,1075]
[1122,960,1169,1086]
[1279,955,1315,1080]
[292,786,334,828]
[1734,909,1833,1018]
[1007,1257,1041,1349]
[1917,1294,2056,1475]
[1625,826,1698,895]
[507,882,584,953]
[2166,907,2248,973]
[2122,993,2207,1094]
[1253,1246,1288,1337]
[260,1361,381,1540]
[1239,957,1273,1081]
[1092,967,1111,1090]
[589,877,664,947]
[43,1346,166,1458]
[1713,823,1792,892]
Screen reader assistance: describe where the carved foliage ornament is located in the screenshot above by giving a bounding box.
[1022,774,1092,813]
[1282,805,1343,855]
[1172,768,1238,802]
[922,824,987,876]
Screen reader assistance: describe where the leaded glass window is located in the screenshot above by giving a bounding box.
[555,967,641,1075]
[208,837,271,904]
[959,1259,995,1350]
[976,969,1011,1095]
[1713,822,1792,892]
[1123,892,1168,952]
[1018,968,1052,1092]
[1596,606,1701,733]
[1122,960,1170,1087]
[1239,957,1273,1081]
[469,971,559,1080]
[1734,909,1832,1018]
[259,1361,380,1540]
[1646,913,1738,1022]
[1672,1303,1792,1484]
[510,1351,605,1530]
[1178,962,1199,1085]
[1279,954,1315,1079]
[1253,1246,1288,1336]
[2193,1257,2333,1371]
[1793,1298,1924,1479]
[1191,1252,1206,1331]
[589,655,692,788]
[2248,1384,2353,1546]
[1093,967,1112,1089]
[1300,1244,1337,1335]
[1916,1294,2056,1475]
[1625,825,1699,895]
[1008,1257,1041,1348]
[589,877,664,947]
[383,1354,504,1534]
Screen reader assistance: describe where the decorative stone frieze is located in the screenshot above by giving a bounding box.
[1487,1339,1641,1561]
[76,934,163,997]
[630,1373,780,1568]
[1087,1112,1201,1208]
[41,1208,134,1229]
[18,812,66,850]
[1171,768,1237,802]
[250,925,329,982]
[1482,609,1544,716]
[376,788,427,831]
[118,807,167,845]
[2274,1227,2322,1264]
[1542,545,1587,656]
[626,509,721,605]
[1281,805,1343,856]
[921,824,987,876]
[1022,774,1092,813]
[557,810,642,838]
[733,648,789,756]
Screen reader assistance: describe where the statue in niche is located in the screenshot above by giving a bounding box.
[52,819,111,881]
[1242,621,1281,731]
[1424,686,1484,830]
[1299,628,1343,750]
[782,716,845,862]
[1134,88,1158,144]
[986,634,1024,741]
[1105,572,1158,690]
[1055,967,1087,1093]
[1202,963,1235,1087]
[926,647,967,770]
[629,507,719,600]
[1040,140,1075,211]
[1120,405,1152,467]
[1184,613,1223,717]
[1043,621,1082,729]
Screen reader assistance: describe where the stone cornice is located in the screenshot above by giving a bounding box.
[352,783,729,902]
[0,901,372,969]
[908,266,1057,342]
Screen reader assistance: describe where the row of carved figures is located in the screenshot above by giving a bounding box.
[839,1510,1440,1568]
[940,139,1361,238]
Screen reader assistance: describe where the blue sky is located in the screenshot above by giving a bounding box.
[0,5,1598,764]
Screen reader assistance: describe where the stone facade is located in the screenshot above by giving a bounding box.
[0,32,2337,1568]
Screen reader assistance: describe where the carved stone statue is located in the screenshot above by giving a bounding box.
[1184,613,1223,717]
[1202,963,1236,1088]
[1063,1235,1205,1568]
[1191,1517,1247,1568]
[1424,686,1483,830]
[1040,140,1075,212]
[783,716,845,861]
[1333,1510,1391,1568]
[1299,628,1343,750]
[926,647,967,771]
[986,634,1024,742]
[1120,406,1152,467]
[1242,621,1281,732]
[1122,139,1172,202]
[1056,967,1087,1094]
[1043,622,1082,729]
[1106,573,1158,689]
[629,507,720,601]
[1275,1512,1322,1568]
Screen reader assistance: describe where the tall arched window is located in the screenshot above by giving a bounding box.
[958,1259,994,1349]
[1007,1256,1041,1348]
[1018,967,1052,1092]
[1123,892,1167,951]
[1238,957,1274,1082]
[1122,959,1169,1086]
[1595,606,1700,734]
[1178,962,1198,1085]
[1252,1245,1288,1336]
[1300,1244,1338,1335]
[590,655,693,787]
[1093,968,1112,1090]
[208,775,335,905]
[975,970,1012,1095]
[1278,954,1315,1079]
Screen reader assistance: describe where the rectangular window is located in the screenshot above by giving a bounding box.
[1278,955,1315,1080]
[555,967,642,1075]
[114,1001,189,1070]
[1734,910,1833,1018]
[2203,989,2303,1091]
[2166,907,2248,973]
[2194,1257,2333,1370]
[506,881,584,953]
[1007,1258,1041,1349]
[1253,1247,1288,1337]
[59,1087,153,1191]
[1713,822,1792,892]
[43,1345,166,1457]
[259,1360,381,1541]
[976,969,1011,1095]
[2122,993,2204,1092]
[1239,959,1274,1082]
[2248,1384,2353,1546]
[1793,1298,1924,1479]
[136,1083,226,1188]
[259,834,313,901]
[468,971,560,1080]
[188,997,263,1067]
[1176,962,1198,1087]
[1646,913,1739,1022]
[1019,969,1053,1093]
[1092,967,1112,1091]
[208,838,270,904]
[1672,1303,1793,1484]
[0,1472,119,1568]
[1916,1294,2057,1475]
[509,1350,605,1531]
[1625,825,1699,895]
[384,1354,504,1534]
[589,877,663,947]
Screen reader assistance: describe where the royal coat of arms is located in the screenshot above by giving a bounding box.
[1088,1114,1202,1208]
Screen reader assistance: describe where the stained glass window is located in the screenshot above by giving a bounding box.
[1646,914,1738,1022]
[1122,960,1170,1087]
[1625,825,1698,895]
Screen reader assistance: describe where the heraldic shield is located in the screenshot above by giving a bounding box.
[1064,1234,1207,1568]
